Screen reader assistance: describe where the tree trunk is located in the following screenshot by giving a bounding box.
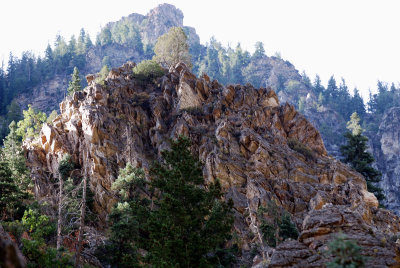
[56,175,63,251]
[75,177,87,267]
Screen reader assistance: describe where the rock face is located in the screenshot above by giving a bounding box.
[15,75,68,114]
[369,107,400,213]
[24,62,400,266]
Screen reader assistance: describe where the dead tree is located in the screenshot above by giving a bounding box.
[75,176,87,267]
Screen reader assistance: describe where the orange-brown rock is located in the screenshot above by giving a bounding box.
[24,62,400,267]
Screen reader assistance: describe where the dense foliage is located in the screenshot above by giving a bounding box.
[16,105,47,140]
[100,137,235,267]
[1,121,31,190]
[0,160,28,220]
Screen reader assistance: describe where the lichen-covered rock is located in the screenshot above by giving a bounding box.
[24,61,400,266]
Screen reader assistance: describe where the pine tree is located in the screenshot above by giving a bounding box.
[326,75,337,103]
[67,67,82,95]
[102,136,234,267]
[252,41,265,59]
[0,160,26,220]
[2,121,30,191]
[340,112,385,203]
[351,88,365,118]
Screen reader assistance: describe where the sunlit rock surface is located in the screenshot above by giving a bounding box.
[24,62,400,267]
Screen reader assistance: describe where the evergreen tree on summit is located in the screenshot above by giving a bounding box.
[153,27,192,69]
[340,112,385,203]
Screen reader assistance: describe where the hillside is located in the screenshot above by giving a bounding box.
[20,61,400,266]
[0,1,400,242]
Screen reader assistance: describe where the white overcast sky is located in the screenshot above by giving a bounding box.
[1,0,399,99]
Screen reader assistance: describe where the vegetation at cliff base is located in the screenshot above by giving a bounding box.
[99,136,235,267]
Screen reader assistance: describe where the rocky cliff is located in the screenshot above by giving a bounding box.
[24,62,400,266]
[369,107,400,212]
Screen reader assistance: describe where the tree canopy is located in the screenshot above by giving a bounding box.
[101,136,234,267]
[16,105,47,140]
[153,27,192,69]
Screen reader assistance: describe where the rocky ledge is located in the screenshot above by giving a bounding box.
[24,62,400,266]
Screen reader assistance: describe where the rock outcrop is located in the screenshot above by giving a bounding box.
[369,107,400,213]
[15,75,68,114]
[24,62,400,266]
[15,4,200,114]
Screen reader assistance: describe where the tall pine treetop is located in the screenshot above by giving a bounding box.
[347,112,363,136]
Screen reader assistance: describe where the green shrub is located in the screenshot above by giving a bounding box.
[95,65,109,86]
[58,154,74,180]
[326,233,365,267]
[132,60,164,83]
[15,207,74,267]
[287,138,315,161]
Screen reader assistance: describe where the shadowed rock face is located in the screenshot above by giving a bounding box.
[24,62,400,266]
[0,225,27,268]
[371,107,400,213]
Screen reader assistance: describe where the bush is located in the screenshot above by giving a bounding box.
[95,65,109,86]
[287,138,315,161]
[8,207,74,267]
[326,233,365,267]
[132,60,164,83]
[58,154,74,180]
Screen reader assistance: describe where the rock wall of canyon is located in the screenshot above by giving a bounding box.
[24,62,400,266]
